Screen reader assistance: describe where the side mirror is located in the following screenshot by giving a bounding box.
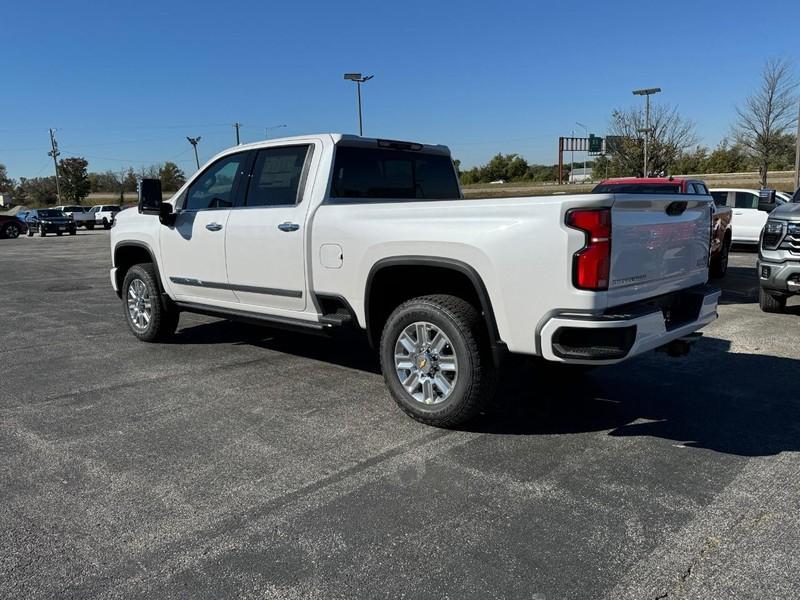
[758,188,776,212]
[138,179,163,215]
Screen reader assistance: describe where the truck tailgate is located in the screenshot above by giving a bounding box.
[608,194,711,305]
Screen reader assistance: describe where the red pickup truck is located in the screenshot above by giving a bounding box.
[591,177,733,278]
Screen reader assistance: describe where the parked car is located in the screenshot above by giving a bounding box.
[0,214,27,239]
[591,177,732,277]
[110,134,720,427]
[758,201,800,313]
[25,209,76,237]
[776,191,793,203]
[709,188,785,244]
[55,205,97,229]
[89,205,121,229]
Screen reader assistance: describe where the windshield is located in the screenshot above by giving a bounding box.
[65,206,84,212]
[38,210,65,218]
[592,183,682,194]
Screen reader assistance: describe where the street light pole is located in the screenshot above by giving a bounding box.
[187,136,201,170]
[344,73,374,136]
[576,121,588,180]
[633,87,661,177]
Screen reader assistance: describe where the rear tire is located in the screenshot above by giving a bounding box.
[122,263,179,342]
[27,229,33,237]
[102,218,110,230]
[379,294,496,428]
[759,288,786,313]
[40,228,46,237]
[710,237,730,279]
[86,222,95,230]
[2,222,20,239]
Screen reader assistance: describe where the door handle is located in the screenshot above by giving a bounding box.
[205,222,223,231]
[733,211,743,215]
[278,222,300,232]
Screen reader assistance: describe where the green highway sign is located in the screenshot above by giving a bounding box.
[588,134,603,153]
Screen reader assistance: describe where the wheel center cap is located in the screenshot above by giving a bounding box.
[416,353,434,374]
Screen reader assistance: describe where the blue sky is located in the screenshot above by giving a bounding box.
[1,0,798,179]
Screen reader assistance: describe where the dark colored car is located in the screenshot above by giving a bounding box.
[0,214,28,239]
[591,177,733,278]
[25,209,77,237]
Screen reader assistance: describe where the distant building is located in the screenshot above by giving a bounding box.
[568,167,593,183]
[0,193,13,207]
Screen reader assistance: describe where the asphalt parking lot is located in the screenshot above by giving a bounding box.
[2,230,800,599]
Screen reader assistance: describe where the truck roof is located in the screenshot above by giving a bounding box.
[230,133,450,155]
[598,177,699,185]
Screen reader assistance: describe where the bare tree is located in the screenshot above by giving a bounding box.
[604,104,697,177]
[734,58,797,187]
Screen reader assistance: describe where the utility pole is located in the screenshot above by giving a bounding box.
[233,122,241,145]
[794,99,800,192]
[633,87,661,177]
[48,128,61,202]
[343,73,374,136]
[187,136,201,170]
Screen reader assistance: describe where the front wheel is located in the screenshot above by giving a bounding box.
[40,228,46,237]
[85,222,95,230]
[759,288,786,314]
[102,218,110,230]
[380,294,496,427]
[122,263,179,342]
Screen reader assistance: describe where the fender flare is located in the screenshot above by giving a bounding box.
[113,241,165,297]
[364,255,506,364]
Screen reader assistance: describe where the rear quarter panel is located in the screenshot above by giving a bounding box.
[310,195,614,354]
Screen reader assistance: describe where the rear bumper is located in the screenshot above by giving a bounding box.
[539,284,720,365]
[758,258,800,294]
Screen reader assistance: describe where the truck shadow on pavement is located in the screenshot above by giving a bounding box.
[467,336,800,457]
[175,318,800,457]
[717,266,759,305]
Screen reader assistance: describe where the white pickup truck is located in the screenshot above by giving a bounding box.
[110,134,720,426]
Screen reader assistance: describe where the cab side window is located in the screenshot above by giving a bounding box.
[710,191,727,207]
[185,153,246,210]
[734,192,759,209]
[244,145,311,207]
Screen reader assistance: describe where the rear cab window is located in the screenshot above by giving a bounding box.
[329,143,461,201]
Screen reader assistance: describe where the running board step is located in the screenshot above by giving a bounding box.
[319,312,353,326]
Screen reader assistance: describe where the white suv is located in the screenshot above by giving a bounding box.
[709,188,785,244]
[89,205,121,229]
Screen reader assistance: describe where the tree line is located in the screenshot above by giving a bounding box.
[0,160,187,206]
[460,58,798,188]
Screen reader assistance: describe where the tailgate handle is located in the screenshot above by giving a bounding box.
[666,201,688,216]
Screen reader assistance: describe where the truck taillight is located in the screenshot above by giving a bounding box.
[566,208,611,291]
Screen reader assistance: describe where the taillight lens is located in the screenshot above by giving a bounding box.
[566,208,611,290]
